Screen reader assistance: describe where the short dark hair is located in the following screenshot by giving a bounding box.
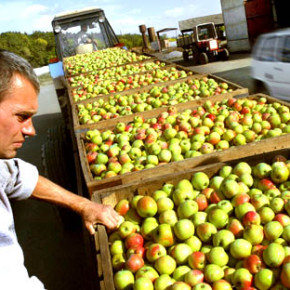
[0,50,40,101]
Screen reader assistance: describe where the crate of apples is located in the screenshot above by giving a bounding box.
[100,153,290,290]
[83,96,290,182]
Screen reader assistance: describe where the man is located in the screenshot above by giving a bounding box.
[75,24,98,51]
[0,50,120,289]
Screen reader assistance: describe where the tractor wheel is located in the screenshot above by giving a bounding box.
[191,46,199,65]
[199,53,209,65]
[183,50,189,62]
[220,48,230,60]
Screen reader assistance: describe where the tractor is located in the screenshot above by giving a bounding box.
[177,22,229,64]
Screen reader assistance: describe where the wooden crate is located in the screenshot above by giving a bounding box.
[71,73,248,131]
[76,94,290,195]
[91,147,290,290]
[67,63,201,105]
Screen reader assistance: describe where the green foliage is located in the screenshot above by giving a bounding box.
[117,34,143,49]
[0,31,144,66]
[0,31,56,68]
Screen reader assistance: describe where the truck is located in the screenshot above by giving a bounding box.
[177,22,229,64]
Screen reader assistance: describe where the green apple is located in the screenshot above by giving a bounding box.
[264,221,283,241]
[154,274,174,290]
[185,236,202,252]
[154,254,176,275]
[207,208,229,229]
[206,246,229,267]
[191,172,210,190]
[172,265,191,281]
[170,243,193,265]
[153,224,175,247]
[159,209,178,226]
[230,239,252,259]
[136,196,158,217]
[254,268,275,289]
[212,229,235,250]
[174,219,195,240]
[114,269,135,290]
[204,264,224,283]
[263,242,285,267]
[177,200,198,219]
[133,277,153,290]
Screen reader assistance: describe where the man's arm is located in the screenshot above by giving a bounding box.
[31,176,120,233]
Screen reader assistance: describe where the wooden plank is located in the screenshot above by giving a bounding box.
[96,225,115,290]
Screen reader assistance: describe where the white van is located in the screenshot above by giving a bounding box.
[251,28,290,102]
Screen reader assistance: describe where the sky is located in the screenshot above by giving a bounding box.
[0,0,222,35]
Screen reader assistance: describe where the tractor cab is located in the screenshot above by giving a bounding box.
[51,7,120,60]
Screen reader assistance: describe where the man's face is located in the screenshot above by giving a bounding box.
[0,73,38,159]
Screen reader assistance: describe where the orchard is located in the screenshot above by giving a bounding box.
[109,157,290,289]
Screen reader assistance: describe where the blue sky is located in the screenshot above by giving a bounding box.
[0,0,222,35]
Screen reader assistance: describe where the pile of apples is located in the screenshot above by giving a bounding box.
[67,60,168,87]
[109,157,290,289]
[77,77,232,124]
[84,97,290,180]
[63,47,151,76]
[72,67,193,102]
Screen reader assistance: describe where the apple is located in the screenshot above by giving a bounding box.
[110,240,125,255]
[258,206,275,224]
[212,279,232,290]
[154,255,176,275]
[254,268,275,289]
[115,199,130,216]
[133,277,153,290]
[136,196,158,217]
[185,236,202,252]
[243,254,264,274]
[146,243,167,263]
[204,264,224,283]
[263,242,285,267]
[177,200,198,219]
[125,233,144,250]
[114,269,135,290]
[172,265,191,281]
[188,251,206,270]
[174,219,195,240]
[207,208,229,229]
[282,224,290,242]
[191,172,210,190]
[170,281,191,290]
[196,222,217,243]
[170,243,193,265]
[126,245,145,259]
[184,269,204,287]
[192,211,208,227]
[111,253,126,271]
[118,221,136,238]
[281,262,290,288]
[192,282,212,290]
[125,208,142,224]
[207,246,229,267]
[243,224,264,245]
[159,209,178,226]
[230,239,252,259]
[242,211,261,226]
[220,179,240,199]
[232,268,253,289]
[271,162,289,184]
[212,229,235,250]
[153,224,175,247]
[140,217,159,240]
[125,253,144,273]
[264,221,283,241]
[156,197,174,213]
[154,274,174,290]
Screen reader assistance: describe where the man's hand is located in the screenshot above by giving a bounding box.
[31,176,121,234]
[80,200,121,234]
